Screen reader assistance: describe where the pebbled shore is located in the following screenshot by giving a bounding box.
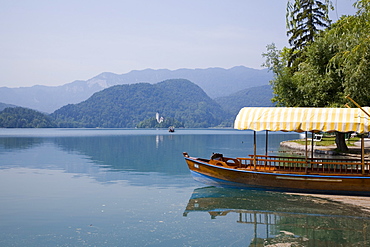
[281,138,370,210]
[287,192,370,213]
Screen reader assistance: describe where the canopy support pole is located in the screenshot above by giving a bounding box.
[345,95,368,175]
[311,132,314,160]
[305,132,308,173]
[265,130,268,156]
[253,131,257,170]
[361,136,365,175]
[265,130,269,166]
[346,95,370,118]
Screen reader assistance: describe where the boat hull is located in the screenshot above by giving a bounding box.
[185,157,370,196]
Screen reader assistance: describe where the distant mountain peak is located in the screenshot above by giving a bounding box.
[87,78,109,88]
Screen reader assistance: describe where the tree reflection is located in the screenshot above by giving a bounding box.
[184,187,370,246]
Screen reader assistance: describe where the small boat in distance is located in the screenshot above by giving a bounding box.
[168,126,175,132]
[183,106,370,195]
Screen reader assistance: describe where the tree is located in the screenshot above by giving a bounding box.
[286,0,332,68]
[262,44,303,106]
[263,0,370,152]
[289,0,370,107]
[297,0,370,152]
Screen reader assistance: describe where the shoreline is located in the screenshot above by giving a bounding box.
[287,192,370,213]
[280,138,370,158]
[280,139,370,211]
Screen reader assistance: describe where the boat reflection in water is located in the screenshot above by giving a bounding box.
[184,186,370,246]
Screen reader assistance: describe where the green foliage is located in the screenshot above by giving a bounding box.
[286,0,332,68]
[265,0,370,107]
[51,79,228,128]
[262,44,303,106]
[264,0,370,152]
[292,0,370,107]
[0,107,56,128]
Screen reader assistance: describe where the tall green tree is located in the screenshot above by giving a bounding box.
[286,0,332,68]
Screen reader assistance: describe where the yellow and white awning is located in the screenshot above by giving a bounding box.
[234,107,370,133]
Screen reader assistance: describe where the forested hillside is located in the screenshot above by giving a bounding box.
[0,107,56,128]
[0,80,273,128]
[0,102,16,111]
[51,79,231,128]
[215,85,274,117]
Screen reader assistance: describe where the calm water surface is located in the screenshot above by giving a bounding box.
[0,128,369,246]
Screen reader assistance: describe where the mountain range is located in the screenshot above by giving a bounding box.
[0,66,272,113]
[0,102,16,111]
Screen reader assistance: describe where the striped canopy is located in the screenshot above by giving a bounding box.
[234,107,370,133]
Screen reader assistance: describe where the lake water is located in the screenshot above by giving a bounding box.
[0,128,369,246]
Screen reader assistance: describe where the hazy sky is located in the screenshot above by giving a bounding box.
[0,0,356,88]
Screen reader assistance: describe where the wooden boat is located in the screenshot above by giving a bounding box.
[183,105,370,195]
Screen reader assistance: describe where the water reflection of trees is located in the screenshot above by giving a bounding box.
[184,187,370,246]
[0,132,301,174]
[53,135,191,174]
[0,137,43,151]
[52,133,300,173]
[52,134,251,174]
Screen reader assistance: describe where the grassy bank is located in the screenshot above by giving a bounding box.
[291,136,360,147]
